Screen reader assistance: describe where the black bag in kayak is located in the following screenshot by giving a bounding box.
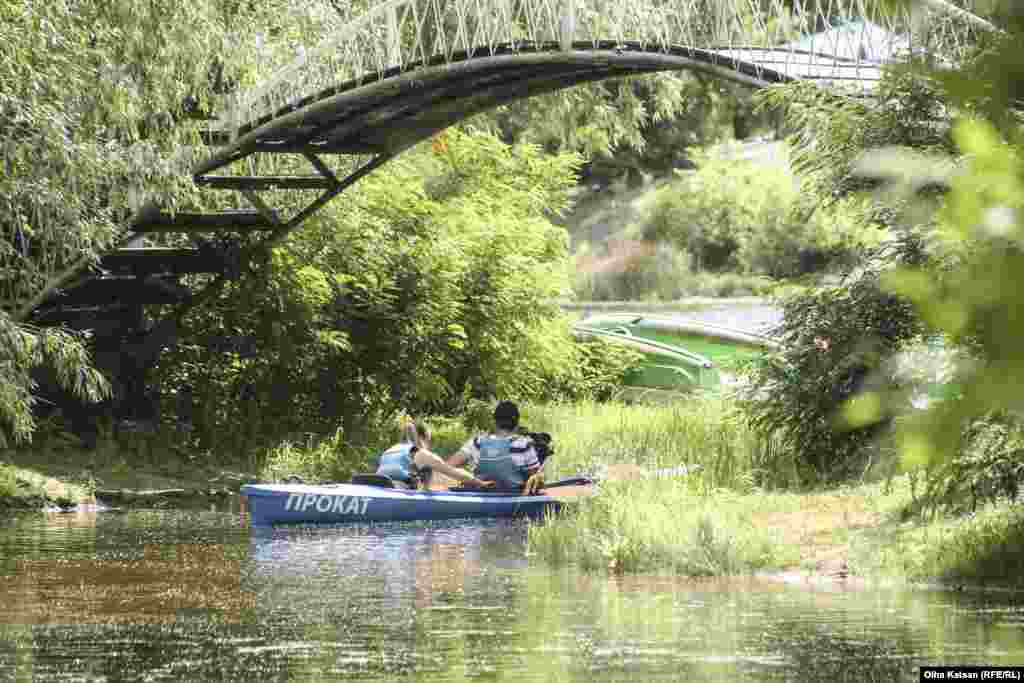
[519,429,553,467]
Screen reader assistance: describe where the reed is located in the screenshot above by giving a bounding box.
[519,397,792,491]
[520,398,802,575]
[528,477,798,574]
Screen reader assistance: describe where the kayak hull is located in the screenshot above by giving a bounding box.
[241,482,567,526]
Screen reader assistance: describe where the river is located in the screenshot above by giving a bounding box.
[2,509,1022,682]
[574,301,783,335]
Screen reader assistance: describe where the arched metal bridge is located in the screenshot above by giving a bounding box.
[34,0,992,333]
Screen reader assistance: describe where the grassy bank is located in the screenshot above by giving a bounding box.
[0,460,92,510]
[529,477,799,574]
[5,399,1022,588]
[0,421,259,509]
[521,401,1024,588]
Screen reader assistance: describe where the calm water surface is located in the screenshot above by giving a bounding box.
[1,509,1022,682]
[675,303,782,334]
[579,303,783,335]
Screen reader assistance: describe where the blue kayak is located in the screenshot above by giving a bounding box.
[241,481,584,526]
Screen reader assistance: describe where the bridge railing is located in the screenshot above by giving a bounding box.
[213,0,990,139]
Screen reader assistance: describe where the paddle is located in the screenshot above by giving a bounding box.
[533,463,703,501]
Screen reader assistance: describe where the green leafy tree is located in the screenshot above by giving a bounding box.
[155,130,636,457]
[734,49,957,480]
[0,0,358,444]
[742,256,927,482]
[491,74,768,188]
[633,151,874,278]
[744,1,1024,494]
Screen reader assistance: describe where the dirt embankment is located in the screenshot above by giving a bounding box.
[2,446,255,510]
[753,498,883,585]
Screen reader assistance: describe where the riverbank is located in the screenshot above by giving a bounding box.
[530,472,1024,589]
[4,399,1022,589]
[0,431,254,511]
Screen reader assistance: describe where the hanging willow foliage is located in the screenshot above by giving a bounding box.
[0,0,351,443]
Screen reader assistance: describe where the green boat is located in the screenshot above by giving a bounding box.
[573,314,780,394]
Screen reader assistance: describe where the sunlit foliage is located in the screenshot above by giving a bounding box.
[0,0,354,444]
[745,2,1024,496]
[155,130,639,455]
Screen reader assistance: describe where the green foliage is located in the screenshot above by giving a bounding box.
[0,0,343,317]
[741,24,1022,489]
[573,242,694,301]
[632,152,880,280]
[756,69,957,205]
[864,498,1024,587]
[0,314,110,446]
[876,120,1024,469]
[516,397,790,490]
[547,338,644,402]
[155,130,637,458]
[0,462,17,499]
[918,413,1024,515]
[741,266,926,483]
[914,503,1024,586]
[528,478,792,575]
[260,428,379,484]
[838,4,1024,483]
[0,0,348,444]
[489,73,770,187]
[572,244,776,301]
[637,156,781,271]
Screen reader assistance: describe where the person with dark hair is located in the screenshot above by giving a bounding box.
[447,401,544,493]
[377,418,493,490]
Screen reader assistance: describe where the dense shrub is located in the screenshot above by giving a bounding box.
[918,413,1024,515]
[573,241,694,300]
[154,130,640,460]
[636,156,774,272]
[741,263,927,483]
[632,153,881,280]
[571,240,775,301]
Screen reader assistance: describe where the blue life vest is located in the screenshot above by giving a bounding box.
[376,443,417,484]
[474,436,534,489]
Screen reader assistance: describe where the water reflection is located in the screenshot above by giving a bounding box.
[0,511,252,626]
[1,511,1022,682]
[247,520,529,612]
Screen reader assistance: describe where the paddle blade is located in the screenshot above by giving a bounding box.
[601,464,701,482]
[537,484,597,501]
[602,464,646,482]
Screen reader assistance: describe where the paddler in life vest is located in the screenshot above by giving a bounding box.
[447,401,545,494]
[377,418,494,490]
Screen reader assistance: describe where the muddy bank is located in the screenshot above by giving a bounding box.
[94,486,241,508]
[1,486,243,512]
[2,449,257,512]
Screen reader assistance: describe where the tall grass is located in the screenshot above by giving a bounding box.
[519,397,792,491]
[259,428,379,483]
[520,398,799,576]
[529,477,798,575]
